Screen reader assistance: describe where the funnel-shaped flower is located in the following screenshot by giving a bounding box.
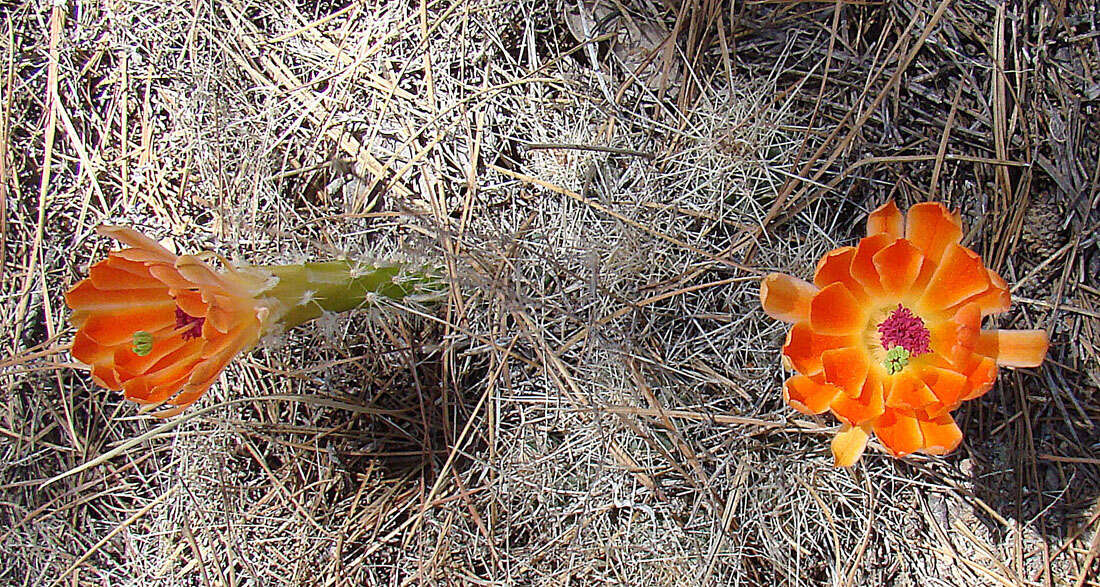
[66,226,434,416]
[760,201,1048,466]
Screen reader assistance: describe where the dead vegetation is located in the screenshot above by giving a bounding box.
[2,0,1098,585]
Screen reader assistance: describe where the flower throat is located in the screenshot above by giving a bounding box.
[877,304,930,374]
[175,307,205,340]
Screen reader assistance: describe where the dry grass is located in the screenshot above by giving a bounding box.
[2,0,1098,585]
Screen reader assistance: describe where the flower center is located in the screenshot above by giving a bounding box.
[877,304,930,374]
[175,307,205,340]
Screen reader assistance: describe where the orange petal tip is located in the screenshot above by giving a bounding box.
[867,200,903,239]
[784,375,841,415]
[832,424,870,467]
[760,273,818,324]
[976,329,1049,368]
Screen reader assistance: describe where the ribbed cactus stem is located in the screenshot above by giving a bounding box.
[256,261,434,330]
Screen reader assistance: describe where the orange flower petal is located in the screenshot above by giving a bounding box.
[821,347,869,397]
[87,258,163,291]
[975,329,1049,368]
[850,233,894,297]
[911,256,938,293]
[959,354,998,401]
[929,303,981,367]
[885,371,939,411]
[147,264,198,290]
[809,283,867,336]
[831,373,885,426]
[144,341,204,376]
[947,269,1011,317]
[72,331,114,366]
[784,374,842,415]
[65,281,172,312]
[832,423,871,467]
[127,374,193,405]
[69,309,92,329]
[814,247,869,303]
[201,304,249,336]
[917,365,968,410]
[123,359,199,404]
[874,409,924,456]
[96,225,176,262]
[177,255,251,298]
[113,333,194,376]
[115,248,171,264]
[760,273,819,323]
[970,285,1012,317]
[904,202,963,263]
[783,323,854,376]
[175,347,242,405]
[197,326,254,364]
[211,293,239,310]
[872,239,925,298]
[867,200,904,239]
[950,303,981,348]
[163,327,258,413]
[80,304,177,346]
[917,244,991,315]
[103,254,157,276]
[918,414,963,455]
[91,363,123,390]
[174,289,209,318]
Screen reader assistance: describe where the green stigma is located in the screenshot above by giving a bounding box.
[132,331,154,356]
[884,346,910,375]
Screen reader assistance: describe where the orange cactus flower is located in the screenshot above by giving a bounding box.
[66,226,436,417]
[65,227,275,417]
[760,201,1049,466]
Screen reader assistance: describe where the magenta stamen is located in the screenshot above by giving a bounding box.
[877,304,931,355]
[175,307,205,340]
